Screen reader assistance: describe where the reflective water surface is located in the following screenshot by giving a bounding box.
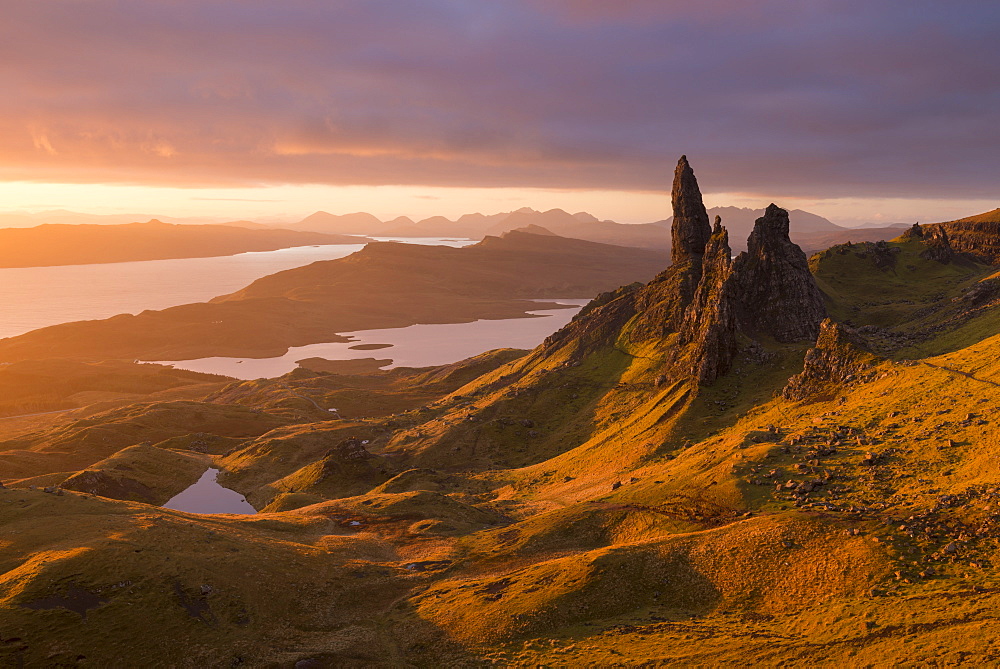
[162,468,257,515]
[0,237,474,339]
[155,299,590,379]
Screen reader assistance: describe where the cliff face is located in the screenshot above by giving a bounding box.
[938,221,1000,262]
[920,224,956,263]
[898,211,1000,265]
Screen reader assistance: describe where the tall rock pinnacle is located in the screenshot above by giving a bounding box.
[670,155,712,267]
[625,168,828,385]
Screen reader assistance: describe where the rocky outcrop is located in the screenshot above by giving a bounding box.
[959,278,1000,306]
[326,436,374,462]
[935,209,1000,263]
[783,319,879,401]
[920,224,955,263]
[669,203,827,383]
[863,240,898,270]
[732,204,827,343]
[674,217,740,382]
[620,157,716,340]
[896,214,1000,264]
[900,222,924,240]
[537,159,828,386]
[272,436,392,500]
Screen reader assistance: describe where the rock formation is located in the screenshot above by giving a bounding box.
[669,203,827,383]
[866,240,899,270]
[732,204,827,342]
[898,213,1000,264]
[670,155,712,266]
[542,158,828,386]
[783,319,877,400]
[623,157,717,339]
[900,222,924,240]
[675,217,740,383]
[935,209,1000,263]
[670,155,714,311]
[920,224,955,263]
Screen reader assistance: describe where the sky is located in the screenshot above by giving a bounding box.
[1,0,998,226]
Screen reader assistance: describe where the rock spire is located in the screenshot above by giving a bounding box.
[590,159,829,386]
[675,216,740,383]
[670,155,712,267]
[783,319,876,401]
[666,203,828,383]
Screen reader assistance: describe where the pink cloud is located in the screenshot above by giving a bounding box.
[0,0,996,200]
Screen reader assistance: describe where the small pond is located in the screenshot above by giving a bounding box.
[162,468,257,515]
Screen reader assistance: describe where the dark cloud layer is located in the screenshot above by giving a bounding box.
[3,0,998,198]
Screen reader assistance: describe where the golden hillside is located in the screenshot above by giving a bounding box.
[2,159,1000,666]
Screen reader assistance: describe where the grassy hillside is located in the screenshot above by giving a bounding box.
[811,237,1000,356]
[0,359,227,418]
[4,214,1000,665]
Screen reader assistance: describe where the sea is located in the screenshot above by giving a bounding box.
[0,238,473,339]
[0,237,588,378]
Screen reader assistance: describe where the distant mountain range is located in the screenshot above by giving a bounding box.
[288,207,668,248]
[0,205,922,257]
[287,205,909,254]
[0,209,272,229]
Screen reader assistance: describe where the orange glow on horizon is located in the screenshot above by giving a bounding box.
[0,180,994,229]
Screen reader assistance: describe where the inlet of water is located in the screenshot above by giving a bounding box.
[153,299,591,379]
